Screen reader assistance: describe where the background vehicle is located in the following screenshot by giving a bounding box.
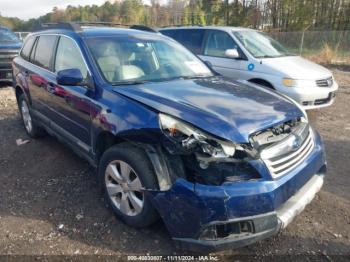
[12,23,326,251]
[15,31,31,41]
[0,26,22,82]
[160,26,338,109]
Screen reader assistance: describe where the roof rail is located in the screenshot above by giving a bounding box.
[37,22,158,33]
[129,25,158,33]
[160,24,204,28]
[77,22,158,33]
[40,22,82,32]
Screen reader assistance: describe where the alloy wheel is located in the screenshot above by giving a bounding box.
[21,99,32,133]
[105,160,144,216]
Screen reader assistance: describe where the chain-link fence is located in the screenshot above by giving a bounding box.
[268,30,350,66]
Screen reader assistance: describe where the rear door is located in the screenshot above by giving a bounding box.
[199,29,246,79]
[161,29,205,55]
[27,35,58,118]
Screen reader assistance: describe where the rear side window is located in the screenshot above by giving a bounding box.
[204,30,238,57]
[20,36,35,61]
[161,30,177,39]
[32,35,57,70]
[54,36,88,78]
[164,29,205,55]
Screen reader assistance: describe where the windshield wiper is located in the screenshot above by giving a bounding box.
[181,75,212,80]
[257,54,295,58]
[111,80,149,86]
[256,55,276,58]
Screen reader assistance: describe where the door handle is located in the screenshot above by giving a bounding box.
[47,82,55,93]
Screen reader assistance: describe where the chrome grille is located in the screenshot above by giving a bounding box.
[316,77,333,87]
[262,129,314,179]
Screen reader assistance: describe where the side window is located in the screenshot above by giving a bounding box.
[177,29,205,54]
[32,35,57,70]
[161,30,176,39]
[204,30,238,58]
[20,36,35,61]
[29,37,38,62]
[54,37,88,78]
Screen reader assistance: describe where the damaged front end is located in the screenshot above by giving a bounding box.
[144,114,326,251]
[158,113,261,186]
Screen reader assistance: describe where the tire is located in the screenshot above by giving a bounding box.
[17,93,45,138]
[98,143,159,228]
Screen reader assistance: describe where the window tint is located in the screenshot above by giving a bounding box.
[204,30,237,57]
[161,30,177,39]
[20,36,35,61]
[55,37,87,78]
[177,29,205,54]
[32,35,57,70]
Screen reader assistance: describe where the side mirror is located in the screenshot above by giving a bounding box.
[225,49,240,59]
[57,68,84,86]
[204,60,213,68]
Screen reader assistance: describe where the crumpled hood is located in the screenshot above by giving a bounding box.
[113,77,304,143]
[261,56,332,80]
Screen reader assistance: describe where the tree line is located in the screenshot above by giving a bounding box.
[0,0,349,32]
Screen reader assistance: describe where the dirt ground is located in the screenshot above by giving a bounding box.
[0,70,349,259]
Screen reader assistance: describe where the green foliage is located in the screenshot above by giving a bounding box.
[0,0,349,31]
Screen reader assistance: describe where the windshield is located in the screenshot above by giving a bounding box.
[233,30,294,58]
[0,28,20,43]
[85,35,213,85]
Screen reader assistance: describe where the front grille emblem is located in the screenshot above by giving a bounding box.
[292,135,302,150]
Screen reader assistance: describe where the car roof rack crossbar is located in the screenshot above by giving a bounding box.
[37,22,157,33]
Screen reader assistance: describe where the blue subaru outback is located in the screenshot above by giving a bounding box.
[12,23,326,251]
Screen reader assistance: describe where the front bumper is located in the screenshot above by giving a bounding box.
[149,131,326,251]
[277,81,338,110]
[0,64,13,81]
[174,174,324,252]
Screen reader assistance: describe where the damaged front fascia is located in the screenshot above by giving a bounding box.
[144,145,173,191]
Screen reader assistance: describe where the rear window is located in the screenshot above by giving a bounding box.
[161,29,205,55]
[20,36,35,61]
[32,35,57,70]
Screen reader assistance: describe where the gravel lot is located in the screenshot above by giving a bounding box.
[0,70,349,259]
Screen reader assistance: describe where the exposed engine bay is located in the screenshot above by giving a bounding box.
[159,114,307,186]
[250,118,307,150]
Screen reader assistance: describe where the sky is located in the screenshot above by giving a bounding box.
[0,0,153,21]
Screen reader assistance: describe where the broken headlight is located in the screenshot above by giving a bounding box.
[159,114,236,162]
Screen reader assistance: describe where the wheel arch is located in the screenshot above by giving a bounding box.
[94,130,179,191]
[15,85,32,105]
[94,130,127,163]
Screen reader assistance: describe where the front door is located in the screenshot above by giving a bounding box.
[199,30,246,80]
[46,36,92,150]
